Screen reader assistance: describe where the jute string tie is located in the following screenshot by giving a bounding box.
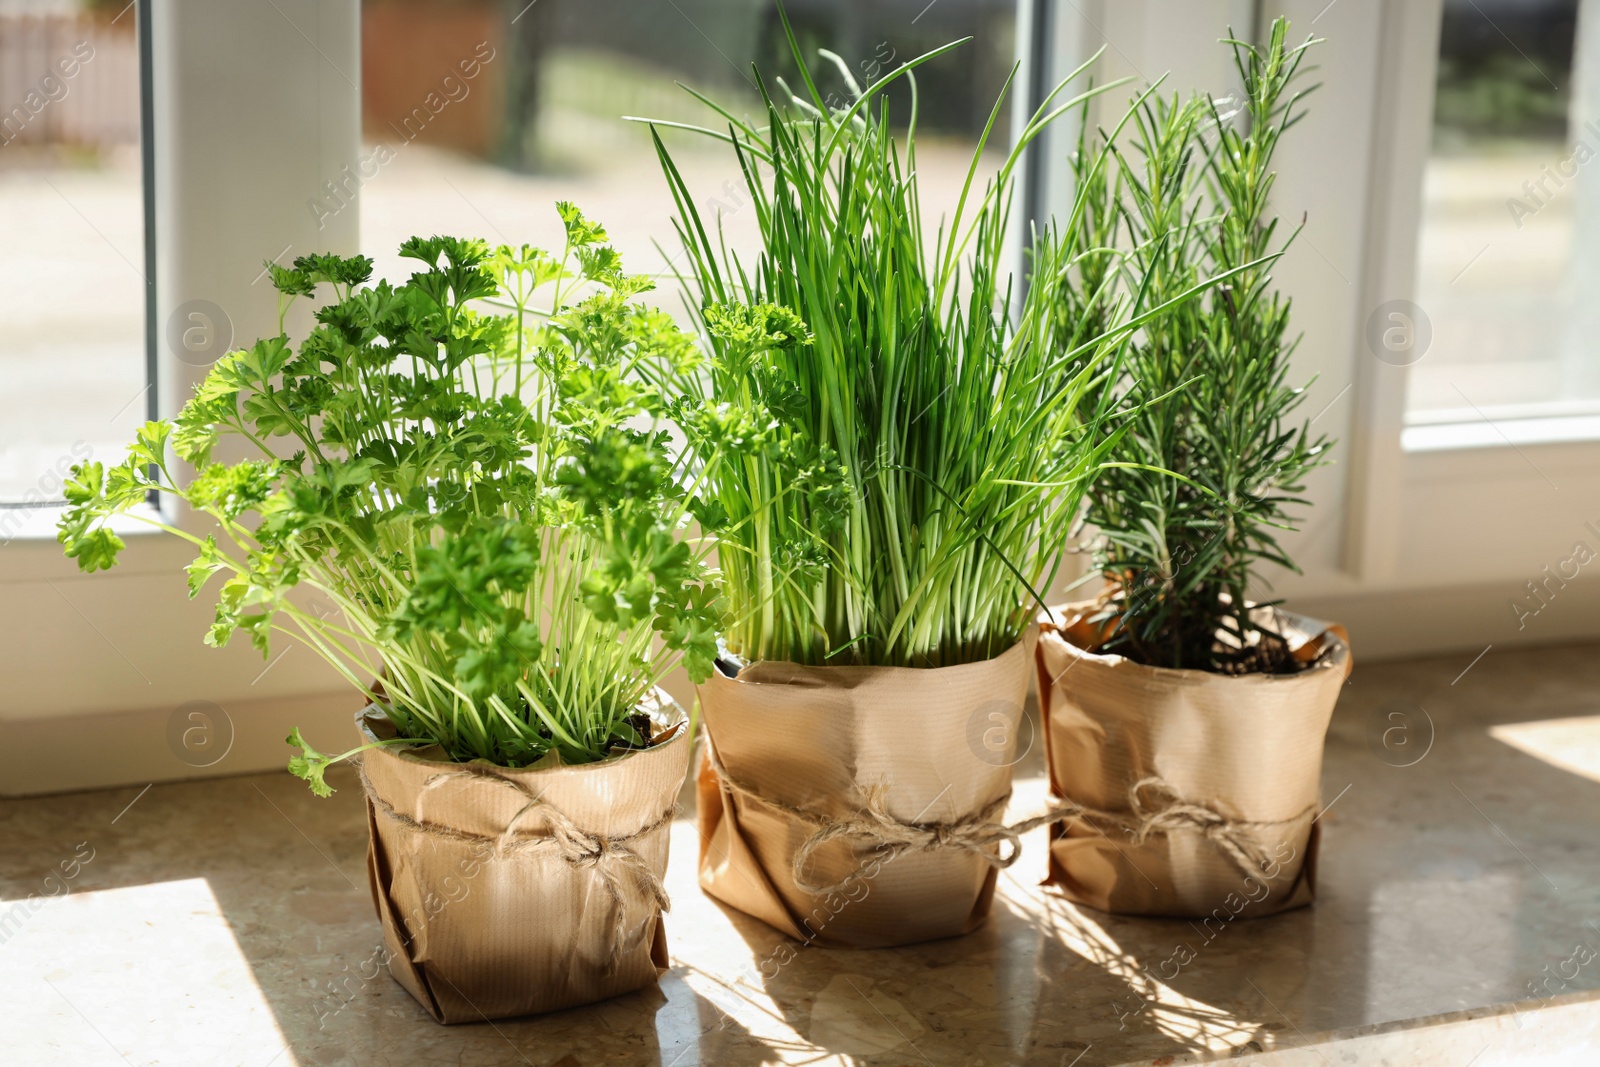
[707,747,1313,894]
[360,763,672,974]
[1062,776,1317,878]
[706,746,1067,896]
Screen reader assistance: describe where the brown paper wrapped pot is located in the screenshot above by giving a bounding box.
[357,692,689,1023]
[1037,606,1349,918]
[695,633,1036,948]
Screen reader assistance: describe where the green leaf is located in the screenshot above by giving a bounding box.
[556,201,607,247]
[293,252,375,287]
[186,536,227,597]
[62,526,126,573]
[61,460,105,506]
[129,421,172,468]
[285,728,335,797]
[188,462,280,520]
[267,263,315,297]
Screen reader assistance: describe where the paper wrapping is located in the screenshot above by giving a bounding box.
[357,693,690,1023]
[695,633,1036,948]
[1037,605,1350,918]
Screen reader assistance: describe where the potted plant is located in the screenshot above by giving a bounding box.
[1035,20,1351,919]
[57,210,773,1020]
[645,14,1232,946]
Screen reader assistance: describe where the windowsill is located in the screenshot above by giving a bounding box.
[1401,413,1600,452]
[6,641,1600,1061]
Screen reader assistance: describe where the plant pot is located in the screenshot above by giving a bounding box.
[695,632,1036,948]
[1036,605,1350,918]
[357,691,690,1023]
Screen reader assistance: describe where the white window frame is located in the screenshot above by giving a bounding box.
[0,0,361,795]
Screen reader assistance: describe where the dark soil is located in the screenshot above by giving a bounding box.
[1085,592,1326,677]
[608,711,657,751]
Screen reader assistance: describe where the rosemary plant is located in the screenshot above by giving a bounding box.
[1060,20,1330,673]
[59,208,772,790]
[650,16,1227,668]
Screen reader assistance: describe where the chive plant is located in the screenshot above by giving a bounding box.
[1057,20,1329,673]
[59,209,782,791]
[650,16,1231,668]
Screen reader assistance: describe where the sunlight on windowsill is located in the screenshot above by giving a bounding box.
[1490,715,1600,785]
[0,877,291,1066]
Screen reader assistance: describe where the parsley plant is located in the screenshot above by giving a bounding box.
[60,206,790,790]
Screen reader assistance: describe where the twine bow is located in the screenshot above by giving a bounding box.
[706,745,1312,895]
[790,786,1024,895]
[1057,776,1317,878]
[360,764,672,974]
[705,746,1068,896]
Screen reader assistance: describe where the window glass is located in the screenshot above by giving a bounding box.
[0,0,146,512]
[1407,0,1593,421]
[357,0,1019,292]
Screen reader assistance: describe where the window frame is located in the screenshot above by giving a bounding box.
[0,0,362,789]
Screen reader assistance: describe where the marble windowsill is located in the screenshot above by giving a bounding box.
[4,641,1600,1065]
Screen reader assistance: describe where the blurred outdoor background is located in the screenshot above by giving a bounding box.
[0,0,142,506]
[354,0,1018,290]
[1409,0,1597,421]
[0,0,1019,503]
[12,0,1600,497]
